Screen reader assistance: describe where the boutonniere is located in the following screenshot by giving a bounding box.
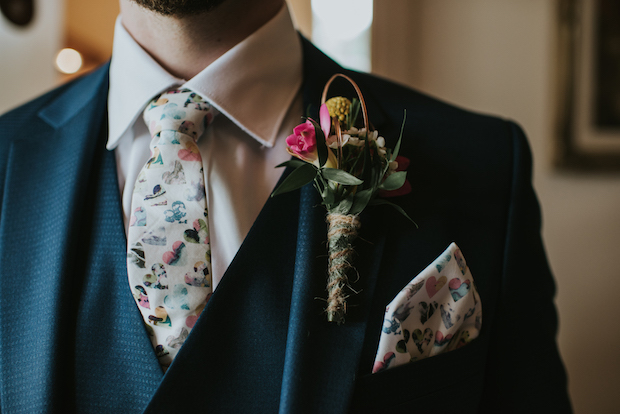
[272,74,414,324]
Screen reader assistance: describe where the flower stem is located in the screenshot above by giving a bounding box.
[326,212,361,324]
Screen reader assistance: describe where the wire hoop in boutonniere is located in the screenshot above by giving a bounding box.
[272,73,415,324]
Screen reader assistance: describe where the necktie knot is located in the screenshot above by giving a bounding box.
[143,88,217,143]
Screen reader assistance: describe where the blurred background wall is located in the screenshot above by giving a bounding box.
[2,0,619,412]
[0,0,63,113]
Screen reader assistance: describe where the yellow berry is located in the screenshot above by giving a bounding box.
[325,97,352,123]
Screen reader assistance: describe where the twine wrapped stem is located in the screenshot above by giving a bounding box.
[321,74,369,324]
[326,212,361,324]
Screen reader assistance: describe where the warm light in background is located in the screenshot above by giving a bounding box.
[55,47,83,74]
[311,0,373,41]
[311,0,373,72]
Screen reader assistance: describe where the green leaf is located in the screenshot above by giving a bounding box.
[380,171,407,191]
[347,98,361,130]
[271,163,318,197]
[322,168,364,185]
[335,195,354,215]
[391,110,407,162]
[369,199,418,227]
[322,188,336,207]
[350,188,374,215]
[361,136,372,188]
[309,118,328,167]
[275,159,306,169]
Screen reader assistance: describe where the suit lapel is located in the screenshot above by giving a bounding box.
[0,65,162,413]
[144,174,388,414]
[144,171,302,412]
[277,185,388,414]
[145,39,390,413]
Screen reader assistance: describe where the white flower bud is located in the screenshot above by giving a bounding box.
[376,137,385,148]
[389,160,398,171]
[326,134,338,149]
[378,148,387,157]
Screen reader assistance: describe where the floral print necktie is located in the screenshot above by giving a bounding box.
[127,88,217,370]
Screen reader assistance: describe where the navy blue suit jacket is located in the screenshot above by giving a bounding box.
[0,39,571,413]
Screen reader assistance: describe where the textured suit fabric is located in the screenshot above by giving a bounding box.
[0,38,572,413]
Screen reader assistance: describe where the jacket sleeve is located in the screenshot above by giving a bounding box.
[478,122,572,413]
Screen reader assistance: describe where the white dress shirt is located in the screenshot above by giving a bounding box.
[107,4,303,289]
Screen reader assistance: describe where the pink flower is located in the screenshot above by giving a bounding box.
[286,120,318,164]
[320,103,331,138]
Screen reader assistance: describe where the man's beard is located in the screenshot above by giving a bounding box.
[130,0,227,16]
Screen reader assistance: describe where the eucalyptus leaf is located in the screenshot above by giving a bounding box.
[369,199,418,227]
[380,171,407,191]
[271,163,317,197]
[391,110,407,162]
[362,136,372,188]
[350,188,374,215]
[275,159,306,169]
[335,194,354,215]
[348,98,361,130]
[309,118,328,168]
[322,188,336,207]
[322,168,364,185]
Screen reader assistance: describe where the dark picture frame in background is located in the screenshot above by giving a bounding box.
[556,0,620,171]
[0,0,34,27]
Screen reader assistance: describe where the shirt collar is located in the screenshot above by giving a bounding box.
[107,3,302,150]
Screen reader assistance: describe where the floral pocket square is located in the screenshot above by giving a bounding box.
[372,243,482,373]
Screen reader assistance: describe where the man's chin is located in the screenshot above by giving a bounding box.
[129,0,228,16]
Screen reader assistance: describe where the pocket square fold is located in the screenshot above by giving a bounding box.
[372,243,482,373]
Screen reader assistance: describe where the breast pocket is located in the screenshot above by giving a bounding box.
[349,337,486,413]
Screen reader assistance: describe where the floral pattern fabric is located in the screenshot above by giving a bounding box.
[373,243,482,373]
[127,89,217,370]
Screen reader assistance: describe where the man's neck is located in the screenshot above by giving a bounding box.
[119,0,285,80]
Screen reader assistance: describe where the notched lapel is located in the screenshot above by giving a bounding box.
[38,63,110,129]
